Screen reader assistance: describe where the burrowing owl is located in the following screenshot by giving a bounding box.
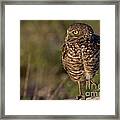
[62,23,100,99]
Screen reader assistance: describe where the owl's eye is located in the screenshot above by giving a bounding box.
[73,30,79,35]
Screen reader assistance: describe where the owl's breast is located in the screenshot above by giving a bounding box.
[62,42,84,81]
[66,42,82,61]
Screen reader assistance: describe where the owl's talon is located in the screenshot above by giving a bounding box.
[76,95,86,100]
[77,95,82,100]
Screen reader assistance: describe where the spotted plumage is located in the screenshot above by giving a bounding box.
[62,23,100,99]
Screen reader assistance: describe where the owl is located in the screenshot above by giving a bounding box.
[62,23,100,99]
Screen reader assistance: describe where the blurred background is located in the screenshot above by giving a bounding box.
[20,20,100,100]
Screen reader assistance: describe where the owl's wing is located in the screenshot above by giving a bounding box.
[91,34,100,46]
[83,33,100,79]
[91,33,100,73]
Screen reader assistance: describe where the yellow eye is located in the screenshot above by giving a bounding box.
[73,30,79,34]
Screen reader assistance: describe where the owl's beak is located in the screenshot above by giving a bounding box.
[67,30,73,35]
[65,35,69,41]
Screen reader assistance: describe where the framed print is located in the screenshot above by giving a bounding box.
[0,0,119,119]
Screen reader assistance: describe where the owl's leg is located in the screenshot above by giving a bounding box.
[76,81,82,100]
[77,81,81,95]
[85,74,91,89]
[88,80,91,89]
[76,81,86,100]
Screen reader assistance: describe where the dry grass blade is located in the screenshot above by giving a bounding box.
[23,54,31,98]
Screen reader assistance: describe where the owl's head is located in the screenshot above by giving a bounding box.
[66,23,94,41]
